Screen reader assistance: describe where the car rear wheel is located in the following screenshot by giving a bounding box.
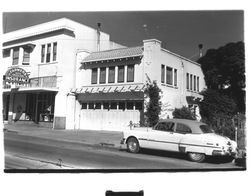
[127,137,140,153]
[188,152,206,162]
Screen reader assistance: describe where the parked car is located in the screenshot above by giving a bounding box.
[121,119,237,162]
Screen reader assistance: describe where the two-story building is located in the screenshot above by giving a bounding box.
[69,39,206,131]
[2,18,205,131]
[2,18,124,129]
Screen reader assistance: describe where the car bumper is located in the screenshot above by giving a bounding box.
[212,149,236,157]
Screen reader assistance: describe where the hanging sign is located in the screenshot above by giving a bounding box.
[3,67,30,88]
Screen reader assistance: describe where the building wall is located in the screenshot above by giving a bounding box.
[2,18,125,129]
[142,39,206,119]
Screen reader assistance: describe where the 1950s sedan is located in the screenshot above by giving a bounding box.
[121,119,237,162]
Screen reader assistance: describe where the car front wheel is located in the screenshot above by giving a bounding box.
[188,152,206,162]
[127,137,140,153]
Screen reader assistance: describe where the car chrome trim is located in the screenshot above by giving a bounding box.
[138,138,221,149]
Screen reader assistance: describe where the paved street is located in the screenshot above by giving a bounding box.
[4,131,241,171]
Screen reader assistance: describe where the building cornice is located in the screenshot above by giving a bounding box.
[3,26,74,44]
[161,48,201,66]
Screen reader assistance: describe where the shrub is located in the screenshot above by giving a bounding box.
[172,106,196,120]
[144,81,162,127]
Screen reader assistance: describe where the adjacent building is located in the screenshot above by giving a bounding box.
[70,39,205,130]
[2,18,124,129]
[2,18,205,131]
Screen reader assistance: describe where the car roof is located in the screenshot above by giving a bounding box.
[158,118,206,126]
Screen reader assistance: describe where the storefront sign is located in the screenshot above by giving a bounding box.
[3,67,30,88]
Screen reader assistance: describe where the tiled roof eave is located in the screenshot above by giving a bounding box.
[82,54,143,64]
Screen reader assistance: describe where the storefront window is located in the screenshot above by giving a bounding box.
[38,93,55,122]
[25,93,55,122]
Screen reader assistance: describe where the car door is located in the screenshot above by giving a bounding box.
[146,121,180,152]
[174,122,193,151]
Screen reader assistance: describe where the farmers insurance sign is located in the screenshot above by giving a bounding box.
[3,67,30,88]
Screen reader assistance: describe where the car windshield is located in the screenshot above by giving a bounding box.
[200,125,214,133]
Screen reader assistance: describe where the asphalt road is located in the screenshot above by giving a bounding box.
[4,132,241,171]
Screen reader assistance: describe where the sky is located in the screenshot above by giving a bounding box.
[2,11,244,59]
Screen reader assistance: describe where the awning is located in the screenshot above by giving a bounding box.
[77,91,144,102]
[71,83,145,94]
[3,26,74,46]
[72,83,145,102]
[81,46,143,66]
[3,43,36,51]
[2,87,59,93]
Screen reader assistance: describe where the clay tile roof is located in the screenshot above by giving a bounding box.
[82,46,143,63]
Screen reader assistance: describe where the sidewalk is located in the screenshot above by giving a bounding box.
[3,123,124,150]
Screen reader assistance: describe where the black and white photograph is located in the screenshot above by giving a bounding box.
[0,0,249,195]
[2,10,246,171]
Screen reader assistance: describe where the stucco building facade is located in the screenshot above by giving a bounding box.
[69,39,205,130]
[2,18,205,131]
[2,18,124,129]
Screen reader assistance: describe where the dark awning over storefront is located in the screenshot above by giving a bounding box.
[2,87,59,94]
[77,91,144,102]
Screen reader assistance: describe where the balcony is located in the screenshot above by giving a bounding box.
[3,76,57,90]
